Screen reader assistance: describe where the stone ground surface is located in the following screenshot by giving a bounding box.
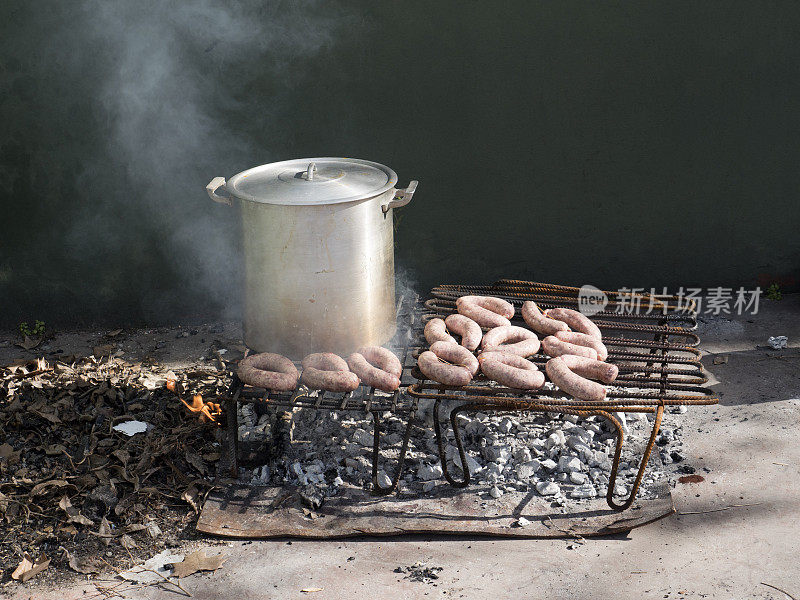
[2,297,799,600]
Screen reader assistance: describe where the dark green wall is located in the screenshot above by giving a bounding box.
[2,1,799,327]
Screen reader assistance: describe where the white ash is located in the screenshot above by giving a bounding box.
[232,399,691,505]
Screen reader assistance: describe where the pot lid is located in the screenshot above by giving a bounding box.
[225,157,398,205]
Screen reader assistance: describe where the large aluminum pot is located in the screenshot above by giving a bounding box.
[206,157,417,360]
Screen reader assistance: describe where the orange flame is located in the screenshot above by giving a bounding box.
[165,379,221,423]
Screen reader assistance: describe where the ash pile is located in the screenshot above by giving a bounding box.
[234,400,692,505]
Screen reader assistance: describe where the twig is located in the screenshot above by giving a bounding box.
[141,567,192,597]
[761,582,797,600]
[772,462,788,466]
[678,502,761,515]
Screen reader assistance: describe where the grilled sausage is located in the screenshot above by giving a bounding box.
[480,325,541,357]
[478,351,545,390]
[444,314,483,351]
[418,351,473,386]
[429,341,479,375]
[554,330,609,361]
[545,356,607,401]
[237,352,299,391]
[357,346,402,378]
[456,295,514,328]
[521,301,570,336]
[301,352,360,392]
[424,318,457,345]
[541,336,599,360]
[347,347,402,392]
[543,307,602,340]
[560,354,618,384]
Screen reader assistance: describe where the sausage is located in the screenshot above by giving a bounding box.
[478,351,545,390]
[356,346,402,378]
[521,301,570,336]
[300,352,360,392]
[444,314,483,351]
[347,353,400,392]
[541,336,598,360]
[418,351,473,386]
[237,352,298,391]
[543,307,602,340]
[456,295,514,328]
[545,356,607,401]
[429,341,479,375]
[424,318,457,345]
[554,330,609,361]
[560,354,618,384]
[480,325,541,357]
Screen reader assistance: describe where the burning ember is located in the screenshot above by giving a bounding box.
[166,379,222,423]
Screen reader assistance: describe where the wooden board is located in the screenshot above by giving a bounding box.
[198,483,674,539]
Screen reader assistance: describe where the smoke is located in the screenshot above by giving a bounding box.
[0,1,354,326]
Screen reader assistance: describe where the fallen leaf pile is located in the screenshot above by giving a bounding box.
[0,353,229,580]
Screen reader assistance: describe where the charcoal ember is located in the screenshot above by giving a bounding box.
[299,484,325,510]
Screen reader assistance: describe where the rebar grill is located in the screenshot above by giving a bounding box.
[221,279,718,512]
[407,279,718,510]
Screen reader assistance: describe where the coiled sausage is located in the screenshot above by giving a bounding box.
[347,347,402,392]
[237,352,298,391]
[559,354,618,384]
[480,325,541,357]
[545,356,607,401]
[429,341,479,375]
[444,314,483,351]
[301,352,360,392]
[543,307,602,340]
[456,295,514,328]
[554,330,609,361]
[424,318,456,345]
[417,341,479,386]
[541,336,598,360]
[418,351,473,386]
[478,351,545,390]
[521,301,570,336]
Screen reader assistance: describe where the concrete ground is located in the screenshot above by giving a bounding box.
[3,297,799,600]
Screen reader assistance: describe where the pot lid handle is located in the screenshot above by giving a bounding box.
[305,162,317,181]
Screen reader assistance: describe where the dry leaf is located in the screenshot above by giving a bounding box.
[45,444,66,456]
[31,479,71,497]
[120,534,138,549]
[168,549,226,578]
[67,551,100,575]
[15,335,42,351]
[11,553,50,582]
[93,344,116,357]
[58,495,94,526]
[0,443,14,459]
[185,451,206,475]
[98,516,113,545]
[181,484,200,514]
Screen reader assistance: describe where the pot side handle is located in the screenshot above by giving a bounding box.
[382,180,418,214]
[206,177,232,205]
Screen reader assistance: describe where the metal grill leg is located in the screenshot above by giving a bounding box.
[371,409,416,495]
[601,404,664,511]
[434,400,471,488]
[225,395,239,478]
